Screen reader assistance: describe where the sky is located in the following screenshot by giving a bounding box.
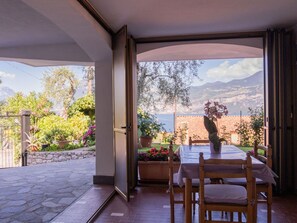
[0,58,263,95]
[192,57,263,86]
[0,61,85,94]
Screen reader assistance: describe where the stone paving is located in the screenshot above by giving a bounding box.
[0,157,95,223]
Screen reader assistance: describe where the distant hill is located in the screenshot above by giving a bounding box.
[185,71,264,115]
[0,86,15,101]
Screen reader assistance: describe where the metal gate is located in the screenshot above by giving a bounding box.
[0,111,30,168]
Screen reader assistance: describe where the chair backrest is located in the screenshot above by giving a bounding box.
[253,142,272,168]
[199,152,253,205]
[189,136,209,145]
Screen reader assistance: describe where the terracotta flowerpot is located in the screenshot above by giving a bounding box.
[140,136,153,148]
[138,161,180,182]
[57,140,70,149]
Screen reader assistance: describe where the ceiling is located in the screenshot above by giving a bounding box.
[0,0,296,66]
[89,0,297,38]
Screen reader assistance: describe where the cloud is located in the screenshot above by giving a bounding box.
[206,58,262,81]
[0,71,15,79]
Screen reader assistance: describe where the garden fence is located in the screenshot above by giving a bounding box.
[0,111,30,168]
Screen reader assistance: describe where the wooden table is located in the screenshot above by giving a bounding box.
[177,145,276,223]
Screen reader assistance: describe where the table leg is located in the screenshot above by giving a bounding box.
[185,178,192,223]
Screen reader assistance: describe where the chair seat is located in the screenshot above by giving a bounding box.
[173,173,210,187]
[203,184,247,205]
[224,177,267,185]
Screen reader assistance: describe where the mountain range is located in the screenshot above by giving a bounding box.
[0,86,15,102]
[185,71,264,115]
[0,71,263,116]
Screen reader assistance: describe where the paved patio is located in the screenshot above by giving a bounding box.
[0,157,95,223]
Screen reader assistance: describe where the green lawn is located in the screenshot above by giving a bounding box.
[237,146,253,153]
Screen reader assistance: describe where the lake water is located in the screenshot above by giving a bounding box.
[155,113,204,132]
[155,114,174,132]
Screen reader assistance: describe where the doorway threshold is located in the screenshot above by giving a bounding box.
[51,185,115,223]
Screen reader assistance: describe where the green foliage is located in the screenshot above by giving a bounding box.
[161,132,176,144]
[44,128,72,142]
[137,60,204,111]
[220,125,231,144]
[67,114,91,140]
[2,92,53,123]
[42,142,84,151]
[36,115,72,144]
[68,94,95,121]
[235,106,264,146]
[235,121,252,146]
[176,124,188,145]
[137,109,164,138]
[249,107,264,144]
[83,66,95,95]
[26,133,41,152]
[42,67,79,117]
[36,114,90,145]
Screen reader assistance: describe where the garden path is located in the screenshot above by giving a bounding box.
[0,157,95,223]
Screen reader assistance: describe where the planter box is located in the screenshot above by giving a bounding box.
[138,161,180,182]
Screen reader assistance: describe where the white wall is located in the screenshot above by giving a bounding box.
[95,58,114,177]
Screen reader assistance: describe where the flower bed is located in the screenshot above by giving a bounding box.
[138,147,180,182]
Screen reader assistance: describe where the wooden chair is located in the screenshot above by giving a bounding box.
[168,141,199,223]
[199,152,254,223]
[253,143,272,223]
[224,142,272,223]
[189,136,209,145]
[188,136,210,212]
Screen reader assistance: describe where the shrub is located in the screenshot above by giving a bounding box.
[67,114,91,140]
[82,125,96,146]
[36,114,90,144]
[42,142,84,151]
[235,121,251,146]
[68,94,95,121]
[235,106,264,146]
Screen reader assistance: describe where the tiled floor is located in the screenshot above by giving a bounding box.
[94,185,297,223]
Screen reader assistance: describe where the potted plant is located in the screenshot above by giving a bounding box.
[138,146,180,182]
[137,109,164,148]
[203,101,228,153]
[25,133,41,152]
[44,128,72,149]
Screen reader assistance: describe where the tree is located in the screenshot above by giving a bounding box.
[137,60,203,111]
[42,67,79,118]
[2,92,53,124]
[68,94,95,121]
[83,66,95,95]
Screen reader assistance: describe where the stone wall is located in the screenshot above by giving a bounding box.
[27,150,96,165]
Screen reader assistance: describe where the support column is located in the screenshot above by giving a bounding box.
[93,57,114,185]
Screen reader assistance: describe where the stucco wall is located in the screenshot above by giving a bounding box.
[175,115,250,145]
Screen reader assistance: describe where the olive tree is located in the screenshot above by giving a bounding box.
[137,60,203,111]
[42,67,79,118]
